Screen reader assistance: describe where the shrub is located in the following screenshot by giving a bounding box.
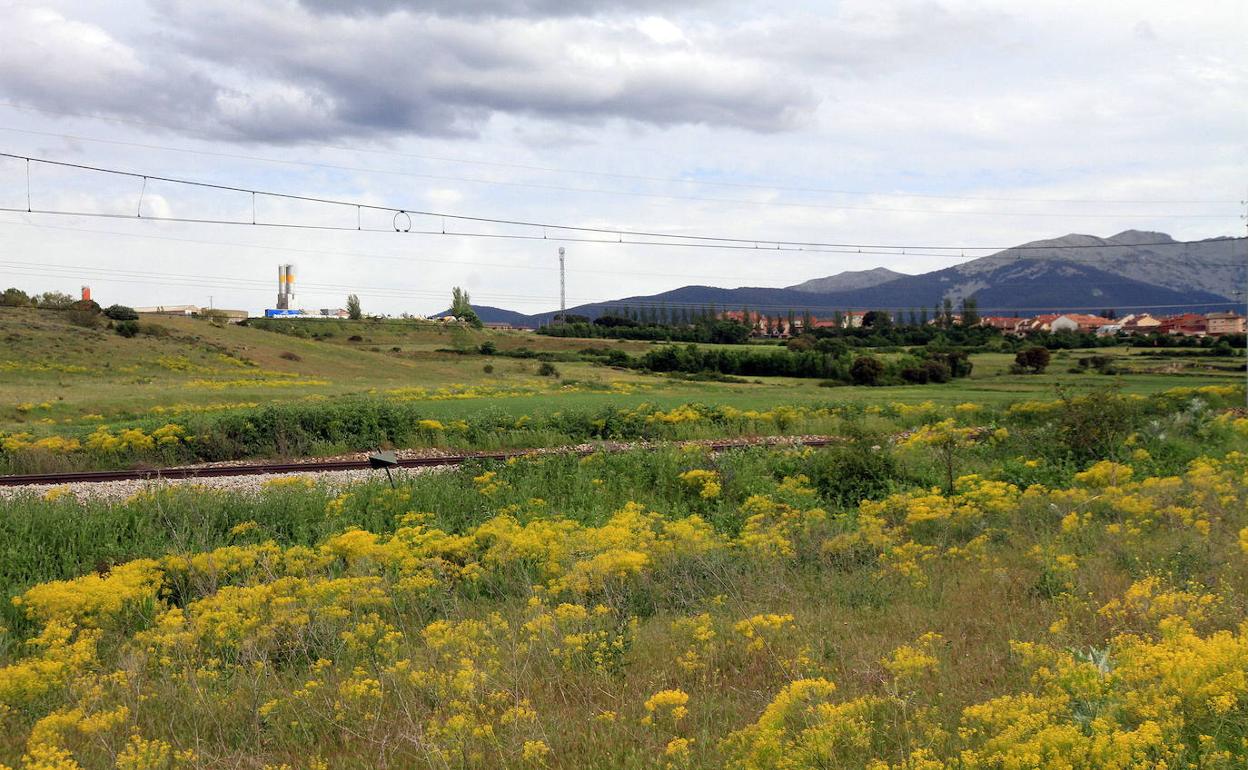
[900,366,929,384]
[104,304,139,321]
[0,287,32,307]
[35,291,75,309]
[347,335,364,342]
[806,443,906,509]
[922,359,953,383]
[850,356,885,386]
[537,362,560,378]
[67,309,100,328]
[479,341,498,355]
[114,320,140,337]
[926,350,972,378]
[1053,387,1142,462]
[1014,346,1051,374]
[483,364,494,374]
[280,351,302,362]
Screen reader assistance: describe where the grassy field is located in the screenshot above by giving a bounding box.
[1,386,1247,768]
[2,307,1242,473]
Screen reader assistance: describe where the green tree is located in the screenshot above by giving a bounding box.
[1014,346,1051,374]
[1,287,31,307]
[36,291,75,309]
[450,287,482,328]
[347,294,362,320]
[862,310,893,330]
[960,296,980,327]
[850,355,885,386]
[103,304,138,321]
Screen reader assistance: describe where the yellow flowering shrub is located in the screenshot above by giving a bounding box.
[678,469,721,499]
[2,410,1247,767]
[642,689,689,725]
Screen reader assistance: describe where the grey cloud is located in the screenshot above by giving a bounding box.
[723,4,1013,76]
[294,0,711,18]
[0,1,813,143]
[0,7,219,129]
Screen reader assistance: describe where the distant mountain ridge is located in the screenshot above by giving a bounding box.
[453,230,1245,326]
[431,305,534,326]
[944,230,1244,302]
[786,267,907,293]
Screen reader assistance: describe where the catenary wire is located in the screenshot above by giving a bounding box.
[0,127,1234,218]
[0,101,1231,205]
[2,218,1245,279]
[2,152,1244,253]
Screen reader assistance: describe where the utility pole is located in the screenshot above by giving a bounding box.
[558,247,566,325]
[1241,192,1247,408]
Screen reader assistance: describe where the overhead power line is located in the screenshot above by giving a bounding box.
[0,127,1234,219]
[2,152,1243,255]
[2,219,1245,281]
[0,100,1231,205]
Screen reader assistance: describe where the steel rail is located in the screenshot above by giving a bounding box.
[0,437,841,487]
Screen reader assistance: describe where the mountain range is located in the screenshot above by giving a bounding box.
[444,230,1245,326]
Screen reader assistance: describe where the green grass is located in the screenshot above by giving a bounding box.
[2,306,1241,471]
[1,385,1246,768]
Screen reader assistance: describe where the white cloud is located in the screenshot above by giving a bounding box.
[0,0,1241,316]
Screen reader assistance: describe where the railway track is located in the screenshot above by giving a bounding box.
[0,436,841,487]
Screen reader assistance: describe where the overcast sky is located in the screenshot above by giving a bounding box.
[0,0,1244,315]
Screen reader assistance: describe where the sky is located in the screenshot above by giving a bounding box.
[0,0,1244,315]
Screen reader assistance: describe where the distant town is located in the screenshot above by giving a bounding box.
[721,309,1247,339]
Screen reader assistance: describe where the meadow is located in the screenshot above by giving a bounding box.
[2,383,1248,768]
[1,307,1242,473]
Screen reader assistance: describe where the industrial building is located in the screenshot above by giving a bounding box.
[135,305,248,322]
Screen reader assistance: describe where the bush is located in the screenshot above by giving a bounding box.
[0,287,32,307]
[280,351,302,362]
[347,335,364,342]
[926,350,972,378]
[104,304,139,321]
[478,341,498,355]
[922,359,952,383]
[138,323,171,338]
[67,309,100,328]
[1014,346,1051,374]
[35,291,75,309]
[850,356,885,386]
[806,444,906,509]
[537,362,560,378]
[1053,387,1143,462]
[900,366,929,384]
[1073,355,1117,374]
[483,364,494,374]
[114,320,139,337]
